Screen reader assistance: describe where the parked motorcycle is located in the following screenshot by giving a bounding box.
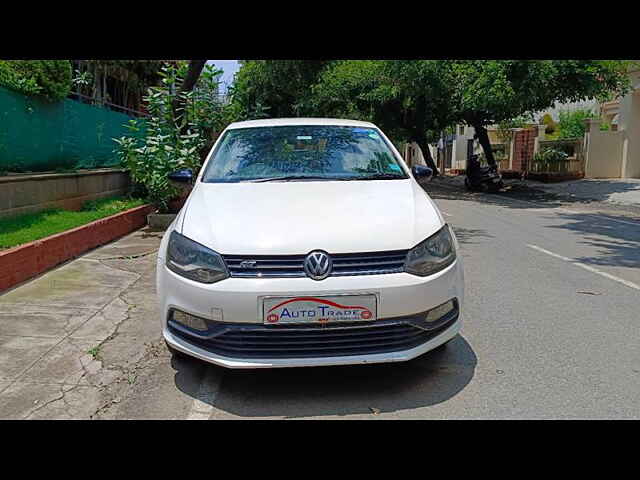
[465,154,504,193]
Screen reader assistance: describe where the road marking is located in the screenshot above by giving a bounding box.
[527,244,640,291]
[186,366,223,420]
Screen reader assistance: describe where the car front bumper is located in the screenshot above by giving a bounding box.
[157,255,464,368]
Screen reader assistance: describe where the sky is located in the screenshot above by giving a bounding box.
[207,60,240,93]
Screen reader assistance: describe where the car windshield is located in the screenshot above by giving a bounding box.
[201,125,408,183]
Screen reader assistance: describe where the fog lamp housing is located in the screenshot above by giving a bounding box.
[425,299,456,323]
[171,309,209,332]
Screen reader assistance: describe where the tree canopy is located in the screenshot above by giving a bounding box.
[228,59,634,169]
[311,60,457,173]
[447,60,632,165]
[231,60,331,119]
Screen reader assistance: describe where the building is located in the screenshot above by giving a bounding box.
[584,68,640,178]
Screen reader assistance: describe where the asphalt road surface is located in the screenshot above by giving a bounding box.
[2,180,639,419]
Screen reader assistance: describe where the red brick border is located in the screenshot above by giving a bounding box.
[0,204,153,293]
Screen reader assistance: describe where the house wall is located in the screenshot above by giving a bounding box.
[450,125,475,170]
[585,69,640,179]
[618,71,640,178]
[584,119,624,178]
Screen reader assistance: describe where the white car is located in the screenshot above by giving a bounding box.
[157,118,464,368]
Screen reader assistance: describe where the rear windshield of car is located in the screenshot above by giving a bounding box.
[201,125,408,183]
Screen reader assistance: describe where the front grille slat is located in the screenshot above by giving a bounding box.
[216,329,423,346]
[332,259,404,268]
[169,314,457,359]
[223,325,413,340]
[198,336,425,353]
[223,250,408,278]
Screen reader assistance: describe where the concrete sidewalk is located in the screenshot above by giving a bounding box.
[0,226,165,419]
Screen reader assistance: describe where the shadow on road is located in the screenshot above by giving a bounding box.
[451,226,494,245]
[428,179,640,269]
[425,178,640,213]
[545,212,640,268]
[171,334,477,418]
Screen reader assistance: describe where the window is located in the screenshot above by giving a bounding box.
[202,125,408,182]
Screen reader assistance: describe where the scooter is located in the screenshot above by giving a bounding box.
[465,154,504,193]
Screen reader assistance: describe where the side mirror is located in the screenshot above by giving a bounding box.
[411,165,433,184]
[168,169,194,190]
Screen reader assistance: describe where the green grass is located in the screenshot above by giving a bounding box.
[0,196,145,250]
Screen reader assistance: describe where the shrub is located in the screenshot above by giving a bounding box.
[114,62,231,212]
[0,60,72,101]
[533,148,568,164]
[539,113,557,135]
[557,108,597,139]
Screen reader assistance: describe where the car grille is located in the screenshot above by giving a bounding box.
[222,250,408,278]
[168,316,456,359]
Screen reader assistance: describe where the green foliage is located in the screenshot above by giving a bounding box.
[534,148,569,164]
[539,113,557,135]
[0,61,42,96]
[0,60,72,101]
[311,60,456,146]
[557,108,597,139]
[0,196,144,249]
[230,60,332,119]
[449,60,630,129]
[71,69,92,89]
[114,62,230,212]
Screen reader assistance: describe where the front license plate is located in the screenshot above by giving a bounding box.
[262,294,378,325]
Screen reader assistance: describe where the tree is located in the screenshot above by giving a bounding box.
[310,60,457,175]
[231,60,331,119]
[0,60,72,101]
[448,60,632,167]
[71,60,168,110]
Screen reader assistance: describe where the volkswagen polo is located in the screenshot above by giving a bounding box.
[157,118,464,368]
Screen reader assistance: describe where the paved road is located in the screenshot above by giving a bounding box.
[1,181,639,419]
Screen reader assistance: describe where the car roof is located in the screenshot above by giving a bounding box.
[226,118,378,129]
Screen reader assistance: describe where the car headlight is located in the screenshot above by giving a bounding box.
[166,231,229,284]
[404,225,456,277]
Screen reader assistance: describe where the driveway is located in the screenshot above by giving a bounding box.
[1,181,640,419]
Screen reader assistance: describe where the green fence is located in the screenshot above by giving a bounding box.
[0,86,144,173]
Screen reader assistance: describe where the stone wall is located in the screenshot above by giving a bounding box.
[0,168,130,219]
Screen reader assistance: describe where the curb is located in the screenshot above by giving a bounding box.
[0,204,153,293]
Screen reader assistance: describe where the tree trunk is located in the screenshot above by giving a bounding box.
[415,137,440,177]
[473,124,496,168]
[172,60,207,134]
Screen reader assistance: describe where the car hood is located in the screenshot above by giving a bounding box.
[180,179,445,255]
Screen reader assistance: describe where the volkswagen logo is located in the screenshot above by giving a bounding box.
[303,251,332,281]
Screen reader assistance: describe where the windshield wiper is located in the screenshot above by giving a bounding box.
[344,173,406,180]
[247,175,336,183]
